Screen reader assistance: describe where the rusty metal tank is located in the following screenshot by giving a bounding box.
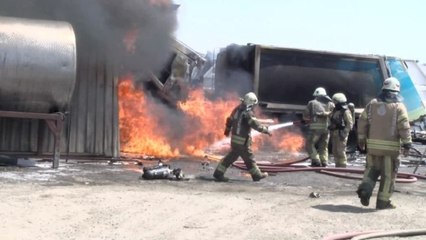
[0,16,76,113]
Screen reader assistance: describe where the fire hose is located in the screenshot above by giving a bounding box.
[408,146,425,174]
[221,155,426,183]
[324,228,426,240]
[231,160,426,182]
[207,120,426,182]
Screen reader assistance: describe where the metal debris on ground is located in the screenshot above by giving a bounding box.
[309,192,321,198]
[141,161,186,180]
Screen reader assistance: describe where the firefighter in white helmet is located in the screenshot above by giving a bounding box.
[356,77,412,210]
[329,93,353,168]
[213,92,272,182]
[303,87,335,167]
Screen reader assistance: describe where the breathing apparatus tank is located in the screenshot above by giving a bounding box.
[142,162,184,180]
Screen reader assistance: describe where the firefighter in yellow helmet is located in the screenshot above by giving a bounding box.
[213,92,272,182]
[356,77,412,210]
[329,93,353,167]
[303,87,335,167]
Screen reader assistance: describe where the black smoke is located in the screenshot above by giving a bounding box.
[0,0,177,76]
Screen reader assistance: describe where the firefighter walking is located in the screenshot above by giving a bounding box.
[356,77,412,210]
[303,87,335,167]
[213,92,272,182]
[329,93,353,168]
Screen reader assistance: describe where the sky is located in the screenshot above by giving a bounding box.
[174,0,426,63]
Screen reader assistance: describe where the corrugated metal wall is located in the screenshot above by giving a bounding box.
[0,49,120,158]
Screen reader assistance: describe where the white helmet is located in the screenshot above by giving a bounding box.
[332,93,347,104]
[382,77,400,92]
[243,92,258,107]
[313,87,327,97]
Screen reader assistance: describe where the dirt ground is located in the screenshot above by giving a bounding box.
[0,152,425,240]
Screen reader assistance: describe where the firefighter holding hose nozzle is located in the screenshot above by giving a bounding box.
[356,77,412,210]
[213,92,271,182]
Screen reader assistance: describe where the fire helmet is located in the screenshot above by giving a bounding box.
[243,92,258,107]
[332,93,347,104]
[382,77,400,92]
[313,87,327,97]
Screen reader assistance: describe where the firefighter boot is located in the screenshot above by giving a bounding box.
[213,169,229,182]
[252,172,268,182]
[356,184,372,207]
[311,159,321,167]
[376,200,396,210]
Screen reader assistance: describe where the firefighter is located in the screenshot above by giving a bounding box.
[213,92,272,182]
[303,87,335,167]
[356,77,412,210]
[329,93,353,168]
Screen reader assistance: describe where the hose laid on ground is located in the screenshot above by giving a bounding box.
[323,230,379,240]
[409,146,425,174]
[351,228,426,240]
[229,157,426,182]
[318,170,418,183]
[323,228,426,240]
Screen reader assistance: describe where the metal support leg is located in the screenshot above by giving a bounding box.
[45,113,65,169]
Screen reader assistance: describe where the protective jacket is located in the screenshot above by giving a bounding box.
[357,96,412,156]
[225,104,269,146]
[329,104,354,139]
[303,96,335,131]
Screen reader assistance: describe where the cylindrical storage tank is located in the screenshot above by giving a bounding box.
[0,16,76,113]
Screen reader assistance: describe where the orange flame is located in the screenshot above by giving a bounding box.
[118,76,305,158]
[177,88,239,156]
[118,76,238,157]
[274,130,305,152]
[119,76,179,157]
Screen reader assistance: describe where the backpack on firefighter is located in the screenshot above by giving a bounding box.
[329,93,354,138]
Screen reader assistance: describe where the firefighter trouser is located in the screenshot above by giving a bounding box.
[306,129,330,165]
[214,142,263,180]
[357,154,399,208]
[331,130,348,167]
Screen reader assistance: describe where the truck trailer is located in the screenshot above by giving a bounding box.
[214,44,426,141]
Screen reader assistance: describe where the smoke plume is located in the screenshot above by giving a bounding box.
[0,0,177,76]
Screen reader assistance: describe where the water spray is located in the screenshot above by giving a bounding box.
[208,120,299,150]
[251,121,295,138]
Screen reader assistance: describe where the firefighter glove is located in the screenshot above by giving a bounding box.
[402,143,412,157]
[264,126,272,136]
[300,119,310,125]
[224,128,231,137]
[402,142,412,150]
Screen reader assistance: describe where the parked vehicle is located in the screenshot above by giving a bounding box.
[214,43,426,142]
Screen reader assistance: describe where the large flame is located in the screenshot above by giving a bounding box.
[119,76,180,157]
[118,76,238,157]
[177,88,238,156]
[118,76,305,158]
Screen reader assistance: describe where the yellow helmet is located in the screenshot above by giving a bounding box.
[243,92,258,107]
[382,77,400,92]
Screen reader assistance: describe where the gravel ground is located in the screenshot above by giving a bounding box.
[0,152,425,240]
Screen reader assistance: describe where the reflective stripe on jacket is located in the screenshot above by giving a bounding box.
[303,98,334,131]
[357,98,411,156]
[226,104,268,146]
